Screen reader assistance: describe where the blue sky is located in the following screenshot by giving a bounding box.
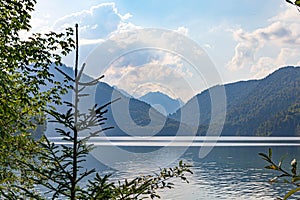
[28,0,300,101]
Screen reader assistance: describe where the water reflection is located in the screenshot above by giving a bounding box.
[91,146,300,199]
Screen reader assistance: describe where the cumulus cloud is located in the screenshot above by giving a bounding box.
[203,44,213,49]
[50,3,141,66]
[227,29,261,71]
[175,26,189,36]
[53,2,133,41]
[227,5,300,77]
[107,63,194,101]
[251,47,299,78]
[102,51,195,101]
[28,3,211,100]
[20,14,52,40]
[104,52,189,79]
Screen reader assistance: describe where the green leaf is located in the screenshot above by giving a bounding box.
[292,177,300,183]
[292,166,297,175]
[179,160,183,167]
[265,165,279,170]
[258,153,268,159]
[283,187,300,200]
[259,153,271,162]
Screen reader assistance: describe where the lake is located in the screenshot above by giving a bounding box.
[51,136,300,199]
[70,136,300,200]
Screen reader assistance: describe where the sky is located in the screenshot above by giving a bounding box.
[28,0,300,101]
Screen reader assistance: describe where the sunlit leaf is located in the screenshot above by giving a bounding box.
[268,148,272,159]
[283,187,300,200]
[292,177,300,183]
[265,165,279,170]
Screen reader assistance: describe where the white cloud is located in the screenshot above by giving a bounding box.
[102,52,195,101]
[26,3,212,99]
[175,26,189,36]
[53,2,133,40]
[227,5,300,77]
[203,44,213,49]
[251,47,299,78]
[269,5,300,23]
[105,63,194,101]
[80,38,105,46]
[20,2,138,66]
[121,13,133,20]
[19,15,52,40]
[47,3,139,66]
[227,31,260,71]
[109,21,141,37]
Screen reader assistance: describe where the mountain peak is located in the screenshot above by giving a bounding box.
[170,66,300,136]
[139,91,183,115]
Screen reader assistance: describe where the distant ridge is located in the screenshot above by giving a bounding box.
[95,82,194,136]
[170,66,300,136]
[139,91,183,116]
[46,65,300,137]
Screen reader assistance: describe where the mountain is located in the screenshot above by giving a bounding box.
[49,65,198,137]
[170,66,300,136]
[43,65,194,137]
[45,65,300,137]
[256,101,300,136]
[139,91,183,116]
[94,82,195,136]
[113,86,132,98]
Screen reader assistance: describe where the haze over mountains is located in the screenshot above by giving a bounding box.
[139,92,183,116]
[94,82,194,136]
[170,66,300,136]
[46,65,300,137]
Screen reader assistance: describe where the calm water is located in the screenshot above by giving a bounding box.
[84,145,300,200]
[50,136,300,199]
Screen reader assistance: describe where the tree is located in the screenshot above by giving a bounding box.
[10,24,193,200]
[0,0,74,135]
[0,1,193,198]
[258,2,300,199]
[259,149,300,199]
[286,0,300,11]
[0,0,75,195]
